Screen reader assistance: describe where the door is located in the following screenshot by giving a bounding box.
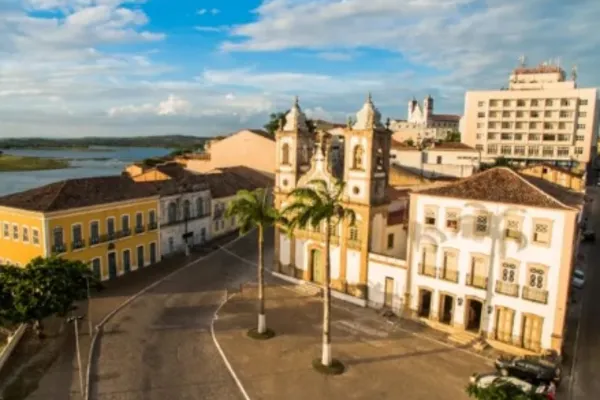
[168,237,174,254]
[439,295,453,325]
[108,252,117,279]
[418,289,432,318]
[495,308,515,343]
[137,246,145,269]
[466,299,483,332]
[522,315,542,351]
[150,242,157,264]
[384,277,394,307]
[123,250,131,273]
[91,258,101,280]
[201,228,206,243]
[310,249,323,284]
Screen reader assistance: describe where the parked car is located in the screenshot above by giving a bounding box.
[494,351,562,387]
[469,372,556,400]
[572,269,585,289]
[582,229,595,242]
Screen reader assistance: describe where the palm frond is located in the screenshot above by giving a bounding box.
[288,187,322,206]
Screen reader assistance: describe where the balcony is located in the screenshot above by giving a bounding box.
[148,222,158,231]
[52,243,66,254]
[466,273,488,290]
[495,280,519,297]
[522,286,548,304]
[419,263,437,278]
[71,240,86,251]
[135,225,145,234]
[89,236,100,246]
[121,228,131,237]
[439,268,459,283]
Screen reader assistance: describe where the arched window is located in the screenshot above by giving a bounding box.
[183,200,191,219]
[281,143,290,165]
[196,198,204,217]
[352,145,364,170]
[168,202,177,223]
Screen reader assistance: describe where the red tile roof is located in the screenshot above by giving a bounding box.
[430,114,461,123]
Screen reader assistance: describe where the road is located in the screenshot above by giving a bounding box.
[569,185,600,400]
[89,229,272,400]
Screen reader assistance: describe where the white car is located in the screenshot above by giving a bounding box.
[470,373,555,399]
[572,269,585,289]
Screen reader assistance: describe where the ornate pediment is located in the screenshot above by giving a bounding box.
[297,130,338,189]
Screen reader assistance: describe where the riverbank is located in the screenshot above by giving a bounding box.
[0,155,71,172]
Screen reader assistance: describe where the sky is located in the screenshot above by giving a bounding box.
[0,0,599,138]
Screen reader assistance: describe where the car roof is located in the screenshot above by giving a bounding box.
[574,269,585,276]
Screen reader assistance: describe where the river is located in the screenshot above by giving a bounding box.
[0,147,171,196]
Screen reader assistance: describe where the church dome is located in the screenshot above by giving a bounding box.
[353,93,384,130]
[283,96,308,132]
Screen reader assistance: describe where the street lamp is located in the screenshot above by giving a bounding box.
[67,315,85,398]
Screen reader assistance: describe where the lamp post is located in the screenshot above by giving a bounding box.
[85,276,93,337]
[67,315,85,398]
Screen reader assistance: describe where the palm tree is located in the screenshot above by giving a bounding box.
[226,188,278,337]
[281,179,355,372]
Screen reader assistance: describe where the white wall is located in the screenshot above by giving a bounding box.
[409,194,569,349]
[367,254,408,313]
[391,148,480,178]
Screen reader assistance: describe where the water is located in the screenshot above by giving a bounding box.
[0,147,171,196]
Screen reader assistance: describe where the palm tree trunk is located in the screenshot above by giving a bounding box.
[321,222,332,366]
[257,224,266,334]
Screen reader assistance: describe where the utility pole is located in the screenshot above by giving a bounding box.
[85,276,93,337]
[67,315,85,398]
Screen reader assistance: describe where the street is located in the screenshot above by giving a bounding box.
[569,186,600,400]
[89,230,272,400]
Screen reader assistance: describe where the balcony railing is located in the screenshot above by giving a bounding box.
[135,225,145,234]
[148,222,158,231]
[121,228,131,237]
[466,273,488,290]
[495,280,519,297]
[439,268,459,283]
[419,263,437,278]
[522,286,548,304]
[52,243,66,254]
[71,240,85,251]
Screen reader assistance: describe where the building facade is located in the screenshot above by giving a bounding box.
[390,141,481,179]
[390,96,461,142]
[407,168,582,353]
[519,163,585,192]
[462,61,599,169]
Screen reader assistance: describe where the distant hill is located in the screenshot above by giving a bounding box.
[0,135,211,150]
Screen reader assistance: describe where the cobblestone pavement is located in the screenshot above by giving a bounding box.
[214,284,492,400]
[89,230,272,400]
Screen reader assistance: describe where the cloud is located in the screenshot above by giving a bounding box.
[195,25,228,33]
[315,51,356,61]
[197,8,219,15]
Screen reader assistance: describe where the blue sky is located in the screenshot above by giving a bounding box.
[0,0,599,137]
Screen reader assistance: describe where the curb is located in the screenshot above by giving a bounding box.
[85,230,254,400]
[0,324,27,374]
[210,290,251,400]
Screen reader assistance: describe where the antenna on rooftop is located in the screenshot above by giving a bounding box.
[571,64,578,82]
[518,54,526,67]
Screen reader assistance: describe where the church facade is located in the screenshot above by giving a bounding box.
[273,96,410,311]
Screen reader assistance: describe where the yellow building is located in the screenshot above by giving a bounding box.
[0,176,160,281]
[519,163,586,192]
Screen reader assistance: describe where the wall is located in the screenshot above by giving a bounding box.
[210,195,239,238]
[384,223,407,259]
[391,148,480,178]
[367,254,408,313]
[46,198,160,280]
[408,193,571,350]
[0,207,45,265]
[132,170,171,182]
[520,165,584,192]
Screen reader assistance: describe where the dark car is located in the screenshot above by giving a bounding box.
[469,373,556,400]
[494,351,562,387]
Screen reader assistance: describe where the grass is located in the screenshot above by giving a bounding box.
[0,155,70,172]
[312,358,345,375]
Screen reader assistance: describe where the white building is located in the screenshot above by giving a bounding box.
[407,167,583,353]
[274,95,411,313]
[158,180,211,257]
[390,141,481,178]
[390,96,462,143]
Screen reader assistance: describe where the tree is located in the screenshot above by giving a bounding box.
[446,131,461,142]
[264,112,287,136]
[281,179,355,372]
[226,188,279,338]
[466,382,548,400]
[0,257,97,337]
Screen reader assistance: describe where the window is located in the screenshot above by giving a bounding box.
[542,134,556,141]
[542,147,554,157]
[517,100,525,107]
[528,133,540,141]
[281,143,290,165]
[501,145,511,155]
[352,145,364,170]
[514,133,523,141]
[544,111,552,118]
[445,209,459,231]
[2,223,8,238]
[557,147,569,157]
[490,100,498,106]
[575,147,583,155]
[121,215,130,233]
[504,218,521,239]
[531,99,538,107]
[12,224,18,240]
[90,221,99,244]
[475,144,483,151]
[530,111,539,118]
[477,112,486,118]
[183,200,191,220]
[107,218,115,236]
[558,122,566,129]
[529,122,537,129]
[514,146,525,155]
[576,135,584,142]
[528,146,539,156]
[436,156,442,164]
[489,111,498,118]
[474,213,489,235]
[545,99,553,107]
[501,122,511,129]
[476,133,482,140]
[135,212,143,230]
[543,122,553,129]
[577,124,586,129]
[22,227,29,243]
[32,229,39,245]
[503,100,511,107]
[528,266,546,289]
[515,122,523,129]
[580,99,588,106]
[424,207,437,226]
[72,224,83,248]
[559,111,570,118]
[579,112,587,118]
[387,233,394,249]
[349,225,359,241]
[501,261,517,283]
[532,220,552,245]
[487,145,497,155]
[488,122,496,128]
[478,101,484,107]
[561,99,569,106]
[487,132,497,140]
[476,123,483,128]
[196,198,204,216]
[501,133,512,140]
[516,111,524,118]
[53,227,64,246]
[168,202,177,223]
[557,134,569,141]
[149,210,156,225]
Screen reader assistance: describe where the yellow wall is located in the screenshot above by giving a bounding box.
[132,169,171,182]
[125,164,144,177]
[0,207,45,266]
[520,165,584,191]
[46,198,160,280]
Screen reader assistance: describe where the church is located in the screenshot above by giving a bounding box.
[273,95,410,311]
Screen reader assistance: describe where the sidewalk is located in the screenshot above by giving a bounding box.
[214,283,491,400]
[0,231,242,400]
